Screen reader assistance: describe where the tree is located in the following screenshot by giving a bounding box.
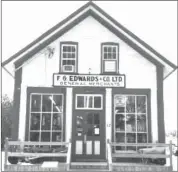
[1,94,13,149]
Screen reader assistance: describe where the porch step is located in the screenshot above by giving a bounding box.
[70,162,109,171]
[112,163,172,172]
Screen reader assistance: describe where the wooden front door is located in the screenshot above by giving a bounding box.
[71,88,106,162]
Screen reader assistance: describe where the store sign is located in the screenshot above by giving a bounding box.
[53,74,125,87]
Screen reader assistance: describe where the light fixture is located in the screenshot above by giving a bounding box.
[88,68,91,74]
[45,46,55,59]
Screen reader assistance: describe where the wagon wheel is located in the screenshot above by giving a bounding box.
[8,156,19,164]
[30,157,44,164]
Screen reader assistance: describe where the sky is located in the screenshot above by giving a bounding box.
[1,1,177,132]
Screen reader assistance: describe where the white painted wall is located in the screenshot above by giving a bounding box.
[19,16,158,142]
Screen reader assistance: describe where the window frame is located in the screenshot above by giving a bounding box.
[25,87,66,142]
[29,93,64,142]
[112,88,152,153]
[114,94,148,152]
[75,94,103,110]
[60,42,78,73]
[101,42,119,74]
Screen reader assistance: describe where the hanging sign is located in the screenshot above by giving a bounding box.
[53,74,125,87]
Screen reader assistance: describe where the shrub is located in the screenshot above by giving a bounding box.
[1,94,13,149]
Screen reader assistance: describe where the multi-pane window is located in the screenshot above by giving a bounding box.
[102,44,119,73]
[29,94,63,142]
[114,95,148,151]
[61,43,77,73]
[76,94,102,110]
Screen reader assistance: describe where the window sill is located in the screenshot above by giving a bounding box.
[58,72,79,75]
[101,72,118,75]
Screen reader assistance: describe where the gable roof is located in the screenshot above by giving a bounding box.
[2,1,177,78]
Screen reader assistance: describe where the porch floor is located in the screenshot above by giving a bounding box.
[4,161,172,172]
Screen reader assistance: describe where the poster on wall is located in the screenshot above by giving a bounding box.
[53,74,125,87]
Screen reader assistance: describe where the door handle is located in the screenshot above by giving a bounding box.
[84,134,87,144]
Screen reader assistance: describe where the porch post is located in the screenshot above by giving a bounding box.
[65,88,73,142]
[105,88,112,143]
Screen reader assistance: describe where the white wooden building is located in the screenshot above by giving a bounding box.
[2,1,177,169]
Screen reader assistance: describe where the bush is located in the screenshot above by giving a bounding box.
[1,94,13,149]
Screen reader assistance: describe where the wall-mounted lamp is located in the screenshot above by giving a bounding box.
[45,46,55,59]
[88,68,91,74]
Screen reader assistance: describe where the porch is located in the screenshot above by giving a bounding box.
[3,138,173,172]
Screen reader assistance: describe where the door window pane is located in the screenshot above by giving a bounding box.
[77,96,84,108]
[31,95,41,112]
[87,127,93,136]
[94,97,101,108]
[94,113,100,136]
[76,95,102,109]
[76,116,83,128]
[87,96,93,108]
[94,113,100,125]
[86,113,100,136]
[86,113,93,136]
[87,114,93,124]
[76,116,83,136]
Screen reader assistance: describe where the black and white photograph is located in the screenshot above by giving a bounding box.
[1,1,177,171]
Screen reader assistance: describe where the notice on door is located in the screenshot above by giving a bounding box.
[53,74,125,87]
[94,128,99,135]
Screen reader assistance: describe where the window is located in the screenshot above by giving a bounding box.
[76,94,102,110]
[60,43,77,73]
[29,93,64,142]
[114,95,148,152]
[101,43,119,73]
